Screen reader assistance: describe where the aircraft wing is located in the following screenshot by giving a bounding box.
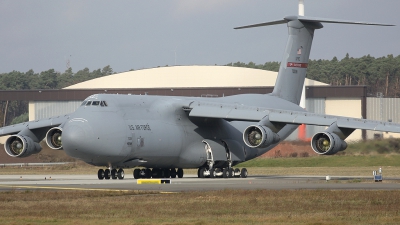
[186,101,400,133]
[0,115,70,136]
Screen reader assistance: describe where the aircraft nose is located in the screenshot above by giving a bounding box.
[62,119,94,154]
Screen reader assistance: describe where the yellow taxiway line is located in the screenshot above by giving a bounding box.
[137,179,171,184]
[0,184,176,194]
[0,184,131,192]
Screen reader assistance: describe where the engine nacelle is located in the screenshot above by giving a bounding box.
[243,125,280,148]
[311,132,347,155]
[45,127,63,150]
[4,135,42,158]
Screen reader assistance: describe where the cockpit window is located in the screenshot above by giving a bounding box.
[100,101,108,107]
[82,100,107,107]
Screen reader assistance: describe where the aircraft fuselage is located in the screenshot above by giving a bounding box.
[61,93,301,169]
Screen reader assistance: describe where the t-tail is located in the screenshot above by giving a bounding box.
[235,16,393,105]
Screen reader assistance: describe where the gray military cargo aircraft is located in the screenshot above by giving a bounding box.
[0,13,397,180]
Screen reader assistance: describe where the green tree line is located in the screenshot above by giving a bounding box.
[227,54,400,98]
[0,66,114,126]
[0,65,113,90]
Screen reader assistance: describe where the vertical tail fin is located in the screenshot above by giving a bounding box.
[271,17,320,104]
[235,16,393,105]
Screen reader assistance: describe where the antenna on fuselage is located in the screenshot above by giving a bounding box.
[298,0,304,16]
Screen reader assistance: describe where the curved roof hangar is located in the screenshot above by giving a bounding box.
[65,66,327,89]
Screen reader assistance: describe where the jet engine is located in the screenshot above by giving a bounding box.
[243,125,280,148]
[311,132,347,155]
[4,135,42,158]
[45,127,63,150]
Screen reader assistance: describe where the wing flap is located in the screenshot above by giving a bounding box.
[337,119,400,133]
[269,110,400,132]
[374,123,400,133]
[268,111,336,126]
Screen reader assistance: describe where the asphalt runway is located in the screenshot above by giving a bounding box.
[0,174,399,192]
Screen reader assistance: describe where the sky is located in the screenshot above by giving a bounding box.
[1,0,399,74]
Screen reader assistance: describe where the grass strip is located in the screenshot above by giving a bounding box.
[0,189,399,225]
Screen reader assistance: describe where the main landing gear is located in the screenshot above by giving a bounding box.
[198,167,248,178]
[98,168,125,180]
[133,168,184,179]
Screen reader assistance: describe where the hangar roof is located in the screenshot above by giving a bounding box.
[65,66,327,89]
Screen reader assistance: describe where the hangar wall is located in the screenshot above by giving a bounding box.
[29,101,82,121]
[325,98,362,141]
[366,98,400,139]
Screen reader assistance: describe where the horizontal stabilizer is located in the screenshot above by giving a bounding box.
[234,19,287,29]
[297,16,395,26]
[234,15,395,30]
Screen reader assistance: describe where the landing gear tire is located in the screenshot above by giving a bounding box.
[145,168,152,178]
[177,168,184,178]
[222,168,230,178]
[210,168,216,178]
[111,169,118,179]
[133,169,140,179]
[157,169,163,178]
[234,168,240,178]
[117,169,124,179]
[215,168,222,178]
[170,169,177,178]
[228,168,233,178]
[199,168,206,178]
[151,168,158,178]
[164,168,171,178]
[241,168,248,178]
[104,169,111,180]
[98,169,105,180]
[140,169,147,178]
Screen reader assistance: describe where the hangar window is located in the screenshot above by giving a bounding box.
[81,101,87,106]
[92,101,100,106]
[86,101,92,106]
